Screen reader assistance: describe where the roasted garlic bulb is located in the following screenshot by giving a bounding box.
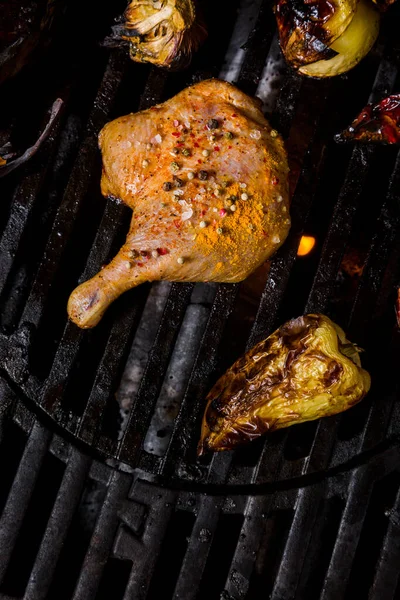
[108,0,207,69]
[198,314,371,454]
[275,0,380,78]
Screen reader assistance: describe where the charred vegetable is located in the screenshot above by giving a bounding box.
[0,98,63,178]
[275,0,380,78]
[336,94,400,144]
[198,314,371,454]
[0,0,63,85]
[106,0,207,70]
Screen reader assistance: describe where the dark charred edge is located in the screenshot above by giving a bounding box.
[275,0,340,68]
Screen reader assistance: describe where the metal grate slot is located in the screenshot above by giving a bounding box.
[0,451,65,597]
[46,478,108,600]
[296,497,345,600]
[198,513,245,600]
[247,509,294,598]
[95,558,132,600]
[147,510,196,600]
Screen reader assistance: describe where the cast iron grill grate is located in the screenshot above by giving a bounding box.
[0,0,399,598]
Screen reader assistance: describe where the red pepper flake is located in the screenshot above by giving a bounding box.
[140,250,148,257]
[190,133,195,138]
[137,262,144,267]
[176,142,185,147]
[219,208,227,217]
[173,219,182,229]
[197,159,202,164]
[194,142,200,148]
[157,248,169,255]
[272,177,279,186]
[201,210,207,217]
[172,132,181,138]
[214,146,220,151]
[232,113,238,118]
[228,146,232,149]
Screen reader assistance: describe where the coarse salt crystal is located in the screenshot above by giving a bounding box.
[250,130,261,140]
[182,208,193,221]
[173,120,180,127]
[272,235,281,244]
[154,134,162,144]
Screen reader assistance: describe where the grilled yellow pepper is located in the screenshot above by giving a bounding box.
[198,314,371,454]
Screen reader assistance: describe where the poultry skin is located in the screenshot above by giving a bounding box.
[67,79,290,328]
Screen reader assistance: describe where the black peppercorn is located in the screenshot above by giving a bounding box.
[173,176,184,187]
[207,119,219,130]
[199,170,208,181]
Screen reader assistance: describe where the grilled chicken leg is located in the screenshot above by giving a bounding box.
[67,79,290,328]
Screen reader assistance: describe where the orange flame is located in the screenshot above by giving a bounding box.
[297,236,316,257]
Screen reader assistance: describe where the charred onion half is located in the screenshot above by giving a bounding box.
[198,314,371,454]
[275,0,380,78]
[336,94,400,143]
[106,0,207,70]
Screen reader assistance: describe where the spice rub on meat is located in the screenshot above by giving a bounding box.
[67,79,290,328]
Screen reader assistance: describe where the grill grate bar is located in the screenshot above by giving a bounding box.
[118,283,194,463]
[23,450,91,600]
[172,497,225,600]
[222,495,275,599]
[120,484,177,600]
[320,467,373,600]
[72,470,130,600]
[269,486,325,599]
[159,284,239,476]
[235,0,277,95]
[0,424,51,583]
